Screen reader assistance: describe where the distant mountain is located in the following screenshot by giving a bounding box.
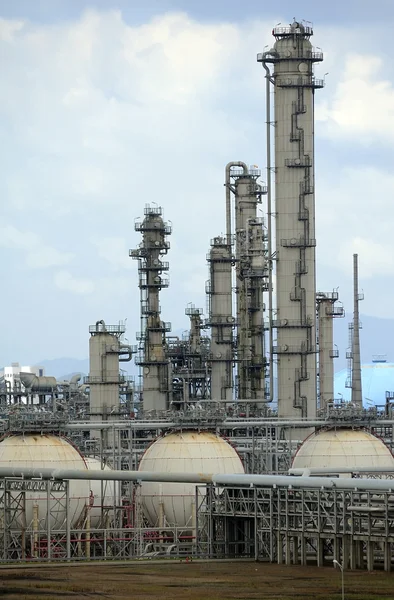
[36,358,89,379]
[37,357,139,381]
[334,313,394,371]
[36,314,394,380]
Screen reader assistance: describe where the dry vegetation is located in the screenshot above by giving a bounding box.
[0,560,393,599]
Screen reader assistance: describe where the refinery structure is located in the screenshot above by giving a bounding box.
[0,20,394,571]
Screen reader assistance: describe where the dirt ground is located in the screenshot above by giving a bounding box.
[0,560,393,599]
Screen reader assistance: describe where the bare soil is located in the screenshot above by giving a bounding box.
[0,560,393,599]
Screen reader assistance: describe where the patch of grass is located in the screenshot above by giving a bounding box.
[0,562,393,600]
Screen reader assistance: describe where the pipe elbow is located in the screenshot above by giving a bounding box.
[225,161,248,176]
[95,320,106,332]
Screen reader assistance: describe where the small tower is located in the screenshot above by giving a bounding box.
[206,237,234,401]
[87,320,134,443]
[316,291,344,409]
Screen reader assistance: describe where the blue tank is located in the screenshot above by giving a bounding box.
[334,357,394,408]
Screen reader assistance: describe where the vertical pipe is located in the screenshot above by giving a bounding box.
[66,481,71,561]
[191,497,196,548]
[194,486,199,557]
[33,503,39,559]
[263,64,274,403]
[351,253,363,408]
[2,485,6,560]
[46,481,51,561]
[158,484,165,528]
[21,490,26,560]
[85,507,91,559]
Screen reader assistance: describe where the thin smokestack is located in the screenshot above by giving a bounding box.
[351,253,363,408]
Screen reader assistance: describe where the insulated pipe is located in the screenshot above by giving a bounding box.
[262,60,274,402]
[290,466,394,476]
[225,162,248,243]
[1,467,394,492]
[64,419,323,430]
[64,419,394,430]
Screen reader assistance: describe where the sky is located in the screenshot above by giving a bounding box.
[1,0,394,367]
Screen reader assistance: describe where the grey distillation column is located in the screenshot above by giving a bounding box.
[130,206,171,412]
[207,237,234,400]
[184,304,205,404]
[316,292,344,409]
[234,170,268,401]
[88,320,133,439]
[258,22,324,419]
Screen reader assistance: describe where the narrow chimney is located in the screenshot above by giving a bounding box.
[351,253,363,408]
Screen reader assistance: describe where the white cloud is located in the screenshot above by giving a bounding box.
[317,165,394,255]
[316,165,394,318]
[90,236,132,270]
[0,17,24,42]
[317,53,394,141]
[1,9,394,363]
[0,224,74,268]
[339,237,394,278]
[54,270,95,295]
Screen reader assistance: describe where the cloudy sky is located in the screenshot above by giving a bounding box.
[1,0,394,367]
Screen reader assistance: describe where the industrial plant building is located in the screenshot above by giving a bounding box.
[0,20,393,572]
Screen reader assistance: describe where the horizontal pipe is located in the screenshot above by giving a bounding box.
[212,474,394,491]
[65,419,394,430]
[67,422,177,430]
[0,467,393,492]
[290,467,394,475]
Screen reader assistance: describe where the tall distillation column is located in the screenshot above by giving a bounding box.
[130,205,172,412]
[316,292,344,409]
[258,22,324,419]
[206,237,234,400]
[233,169,268,401]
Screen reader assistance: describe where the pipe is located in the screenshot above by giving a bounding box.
[225,162,248,244]
[262,60,274,403]
[32,504,39,559]
[258,51,278,402]
[1,466,394,492]
[289,466,394,476]
[64,418,394,430]
[66,421,178,430]
[95,320,106,332]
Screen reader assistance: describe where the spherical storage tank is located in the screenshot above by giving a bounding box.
[292,428,394,474]
[0,434,90,528]
[138,431,245,529]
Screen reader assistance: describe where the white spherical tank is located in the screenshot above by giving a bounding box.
[292,428,394,474]
[85,457,115,527]
[138,431,245,529]
[0,434,90,529]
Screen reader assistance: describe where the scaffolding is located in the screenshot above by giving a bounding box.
[196,484,394,571]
